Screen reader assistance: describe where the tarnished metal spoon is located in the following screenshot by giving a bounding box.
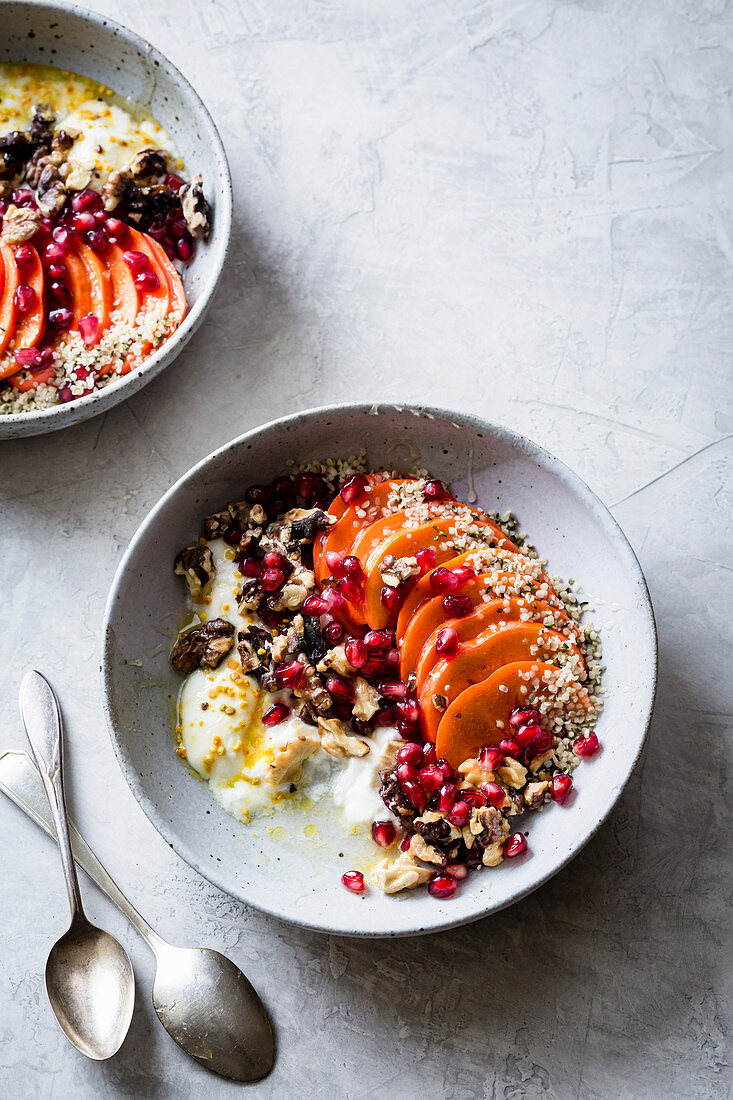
[19,670,134,1060]
[0,745,275,1082]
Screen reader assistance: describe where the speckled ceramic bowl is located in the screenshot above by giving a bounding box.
[103,405,657,937]
[0,0,231,439]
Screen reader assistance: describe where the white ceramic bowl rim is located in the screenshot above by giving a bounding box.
[0,0,232,430]
[102,403,658,937]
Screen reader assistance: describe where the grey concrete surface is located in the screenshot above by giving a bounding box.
[0,0,731,1097]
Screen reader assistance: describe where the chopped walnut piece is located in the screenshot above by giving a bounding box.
[272,567,315,612]
[372,853,433,894]
[524,779,550,810]
[408,834,446,867]
[316,645,352,677]
[266,733,320,786]
[128,147,168,180]
[380,554,420,588]
[179,173,211,240]
[470,805,506,847]
[378,739,402,769]
[414,809,461,843]
[496,757,528,789]
[529,749,554,774]
[174,543,215,599]
[171,618,235,673]
[294,661,332,717]
[482,841,505,867]
[0,203,41,244]
[352,676,380,721]
[270,634,288,663]
[287,507,333,543]
[458,757,491,786]
[317,717,369,758]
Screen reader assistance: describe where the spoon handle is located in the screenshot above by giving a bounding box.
[19,670,84,919]
[0,750,164,955]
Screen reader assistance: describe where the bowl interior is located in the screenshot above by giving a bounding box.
[0,1,231,436]
[103,406,657,937]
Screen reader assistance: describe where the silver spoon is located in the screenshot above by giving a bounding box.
[0,746,275,1082]
[19,669,135,1060]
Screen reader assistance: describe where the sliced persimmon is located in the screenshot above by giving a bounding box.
[435,660,594,766]
[120,228,170,374]
[419,623,586,741]
[9,243,45,355]
[0,241,19,360]
[64,249,93,328]
[314,478,415,584]
[406,596,579,686]
[106,242,139,325]
[147,238,187,325]
[75,241,113,332]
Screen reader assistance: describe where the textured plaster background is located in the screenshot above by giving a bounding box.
[1,0,731,1097]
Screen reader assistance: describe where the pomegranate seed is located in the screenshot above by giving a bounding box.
[463,789,488,809]
[106,217,130,243]
[402,781,427,810]
[262,703,288,726]
[324,620,345,643]
[12,188,35,207]
[14,244,34,271]
[378,679,407,701]
[574,731,600,757]
[275,660,305,689]
[0,199,7,217]
[86,228,110,254]
[14,285,35,315]
[371,821,396,848]
[341,870,365,893]
[325,550,345,576]
[438,758,457,781]
[421,742,437,766]
[380,585,403,612]
[48,308,73,331]
[376,705,396,727]
[165,172,185,192]
[443,595,472,617]
[509,705,541,731]
[344,637,367,669]
[365,629,391,651]
[428,567,458,594]
[551,774,573,804]
[504,833,528,858]
[516,722,542,748]
[444,861,468,881]
[396,719,417,739]
[395,698,420,723]
[78,314,99,347]
[49,280,70,306]
[484,781,507,808]
[122,249,150,274]
[73,211,96,232]
[499,739,520,757]
[93,209,109,226]
[435,627,459,657]
[416,547,436,573]
[447,801,470,827]
[245,483,272,506]
[397,762,418,785]
[399,832,413,852]
[58,385,74,403]
[424,479,449,501]
[44,241,67,264]
[339,577,363,605]
[47,262,67,280]
[295,471,321,500]
[532,730,553,756]
[262,550,290,572]
[439,782,457,813]
[451,565,476,587]
[261,566,285,591]
[14,346,42,367]
[52,225,74,248]
[362,654,384,677]
[428,872,457,899]
[326,675,353,702]
[136,269,160,290]
[466,847,483,869]
[321,587,347,614]
[384,648,400,672]
[240,558,262,578]
[303,595,329,616]
[340,474,367,504]
[419,765,443,792]
[272,475,295,500]
[396,742,422,765]
[71,188,102,213]
[176,236,193,262]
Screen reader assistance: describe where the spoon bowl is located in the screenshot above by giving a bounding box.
[45,914,135,1061]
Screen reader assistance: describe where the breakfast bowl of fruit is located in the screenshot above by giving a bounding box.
[102,404,657,937]
[0,1,231,438]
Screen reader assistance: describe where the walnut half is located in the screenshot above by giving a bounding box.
[372,853,433,894]
[317,717,369,758]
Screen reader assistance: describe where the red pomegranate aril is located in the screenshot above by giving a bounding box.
[421,742,437,766]
[260,566,285,591]
[14,285,35,315]
[341,870,365,894]
[384,648,400,672]
[49,280,70,306]
[275,660,305,689]
[365,629,391,651]
[439,782,457,813]
[344,637,367,669]
[516,722,543,748]
[165,172,185,192]
[78,314,99,347]
[509,704,541,731]
[339,474,368,504]
[303,594,329,616]
[175,237,193,262]
[93,209,108,226]
[416,547,436,573]
[272,475,294,500]
[371,820,396,848]
[240,558,262,578]
[58,385,74,403]
[341,555,366,582]
[376,705,397,727]
[484,781,507,808]
[479,745,503,769]
[443,594,472,617]
[451,565,476,587]
[574,731,600,757]
[380,585,403,612]
[136,269,160,290]
[262,550,290,572]
[396,719,417,740]
[396,762,418,786]
[447,800,470,828]
[504,833,528,858]
[466,847,483,869]
[396,742,422,765]
[122,249,149,274]
[402,781,427,810]
[72,211,96,232]
[326,675,353,702]
[551,774,573,804]
[14,243,34,271]
[71,188,102,213]
[424,479,449,501]
[429,567,459,594]
[418,764,443,793]
[322,587,346,614]
[52,225,74,248]
[324,620,345,644]
[444,861,468,881]
[378,679,408,701]
[399,832,413,852]
[438,758,457,782]
[325,550,345,577]
[532,730,553,756]
[428,872,457,899]
[86,228,110,254]
[462,789,487,809]
[499,739,520,757]
[245,483,272,506]
[294,471,319,500]
[12,188,35,207]
[44,241,67,264]
[435,627,459,657]
[48,307,73,331]
[395,698,420,724]
[106,217,130,243]
[339,577,363,605]
[13,346,42,368]
[47,262,67,280]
